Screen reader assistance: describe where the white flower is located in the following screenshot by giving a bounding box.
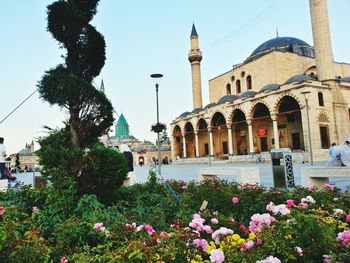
[294,246,303,256]
[333,209,345,215]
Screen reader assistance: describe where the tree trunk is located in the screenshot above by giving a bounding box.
[69,107,80,148]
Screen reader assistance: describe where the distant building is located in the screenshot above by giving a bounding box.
[10,141,38,171]
[171,0,350,163]
[100,105,171,165]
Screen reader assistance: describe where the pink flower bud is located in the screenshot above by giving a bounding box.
[232,197,239,204]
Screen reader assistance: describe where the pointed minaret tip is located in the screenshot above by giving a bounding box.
[100,79,105,93]
[276,27,279,37]
[191,23,198,37]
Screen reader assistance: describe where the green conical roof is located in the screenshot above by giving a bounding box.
[115,114,129,138]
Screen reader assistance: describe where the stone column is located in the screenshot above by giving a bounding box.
[271,113,280,149]
[182,133,187,158]
[247,118,254,154]
[194,129,199,158]
[208,127,214,156]
[227,123,233,156]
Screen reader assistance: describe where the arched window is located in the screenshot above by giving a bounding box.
[318,92,324,106]
[226,84,231,95]
[236,80,241,94]
[246,75,252,90]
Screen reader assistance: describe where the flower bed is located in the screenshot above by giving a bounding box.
[0,181,350,262]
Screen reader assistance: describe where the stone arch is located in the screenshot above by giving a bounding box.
[184,122,195,158]
[172,125,182,135]
[317,111,330,123]
[249,100,272,118]
[210,111,229,156]
[195,118,209,157]
[184,122,194,133]
[231,108,248,155]
[275,95,304,150]
[196,118,208,131]
[273,93,303,113]
[172,125,183,158]
[208,110,228,126]
[228,107,248,122]
[211,112,227,127]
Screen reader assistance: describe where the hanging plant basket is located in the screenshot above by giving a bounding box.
[151,122,166,133]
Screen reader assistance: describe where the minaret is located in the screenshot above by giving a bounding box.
[30,140,34,152]
[188,24,203,109]
[100,79,105,93]
[309,0,334,81]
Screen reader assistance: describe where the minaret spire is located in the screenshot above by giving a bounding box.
[100,79,105,93]
[309,0,334,81]
[188,23,203,109]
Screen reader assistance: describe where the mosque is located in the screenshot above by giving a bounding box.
[100,110,171,166]
[170,0,350,163]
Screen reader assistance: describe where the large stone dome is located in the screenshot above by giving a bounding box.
[245,36,314,63]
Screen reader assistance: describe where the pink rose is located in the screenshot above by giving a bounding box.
[211,218,219,224]
[210,249,225,263]
[298,202,308,210]
[181,185,187,190]
[232,197,239,204]
[61,257,68,263]
[144,225,155,235]
[346,214,350,223]
[324,183,335,191]
[0,209,6,216]
[286,199,295,208]
[257,239,263,245]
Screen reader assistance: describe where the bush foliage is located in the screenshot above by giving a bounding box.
[1,179,350,262]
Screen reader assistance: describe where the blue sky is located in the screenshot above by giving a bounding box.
[1,0,349,154]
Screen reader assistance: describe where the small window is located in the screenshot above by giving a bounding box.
[236,80,241,94]
[241,71,245,77]
[320,126,330,149]
[231,76,235,82]
[246,75,252,90]
[226,84,231,95]
[318,92,324,106]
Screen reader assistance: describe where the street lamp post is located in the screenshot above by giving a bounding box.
[151,73,163,175]
[301,90,314,166]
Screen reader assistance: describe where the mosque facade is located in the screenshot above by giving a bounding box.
[170,0,350,163]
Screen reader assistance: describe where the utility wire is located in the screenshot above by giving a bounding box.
[0,88,39,125]
[202,0,279,49]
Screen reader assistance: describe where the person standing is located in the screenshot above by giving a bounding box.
[119,144,134,186]
[0,137,6,179]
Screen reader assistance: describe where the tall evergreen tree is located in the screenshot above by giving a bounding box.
[38,0,113,147]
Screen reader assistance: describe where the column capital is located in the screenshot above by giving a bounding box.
[207,126,212,132]
[226,122,232,129]
[194,129,199,135]
[246,118,252,125]
[271,113,277,121]
[181,132,186,137]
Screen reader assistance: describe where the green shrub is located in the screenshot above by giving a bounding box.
[77,144,128,205]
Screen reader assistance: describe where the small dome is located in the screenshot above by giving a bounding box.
[245,36,314,63]
[179,111,191,118]
[340,77,350,83]
[18,148,33,156]
[240,91,256,99]
[260,84,280,93]
[217,95,239,104]
[285,74,315,84]
[191,107,203,114]
[204,102,216,109]
[146,145,157,152]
